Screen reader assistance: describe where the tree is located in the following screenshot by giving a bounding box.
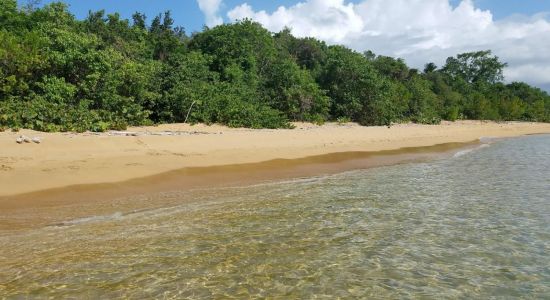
[405,75,441,124]
[0,0,24,31]
[423,62,438,74]
[442,50,507,84]
[275,29,328,75]
[132,12,146,30]
[319,46,400,125]
[189,20,276,78]
[147,11,185,61]
[363,50,376,61]
[371,55,410,81]
[0,3,548,132]
[262,57,329,121]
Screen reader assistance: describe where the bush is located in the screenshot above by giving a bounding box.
[336,116,351,124]
[1,3,548,133]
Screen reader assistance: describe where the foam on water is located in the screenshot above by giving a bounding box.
[453,143,491,158]
[53,212,124,227]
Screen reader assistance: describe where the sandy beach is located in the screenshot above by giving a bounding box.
[1,121,550,198]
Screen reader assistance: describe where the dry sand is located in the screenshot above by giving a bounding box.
[1,121,550,198]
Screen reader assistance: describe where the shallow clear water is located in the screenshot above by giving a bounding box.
[1,135,549,298]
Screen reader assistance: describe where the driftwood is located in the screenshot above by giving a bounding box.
[108,131,140,137]
[184,101,196,124]
[108,130,220,137]
[149,131,216,136]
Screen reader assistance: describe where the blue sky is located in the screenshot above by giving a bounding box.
[21,0,296,33]
[21,0,550,33]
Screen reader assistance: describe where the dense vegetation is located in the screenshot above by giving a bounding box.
[1,0,549,132]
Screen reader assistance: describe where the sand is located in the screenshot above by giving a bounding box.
[1,121,550,198]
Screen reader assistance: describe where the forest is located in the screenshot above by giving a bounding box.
[1,0,549,132]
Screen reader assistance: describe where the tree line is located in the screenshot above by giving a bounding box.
[1,0,549,132]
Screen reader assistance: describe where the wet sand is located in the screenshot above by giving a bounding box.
[0,141,477,231]
[1,121,550,230]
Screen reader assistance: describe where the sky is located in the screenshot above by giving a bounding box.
[21,0,550,91]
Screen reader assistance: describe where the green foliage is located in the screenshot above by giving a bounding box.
[0,4,548,132]
[189,20,276,77]
[371,55,410,81]
[274,29,328,76]
[320,46,373,120]
[405,76,441,124]
[319,46,408,126]
[356,79,400,126]
[442,50,507,85]
[336,116,351,125]
[424,63,438,74]
[263,57,329,121]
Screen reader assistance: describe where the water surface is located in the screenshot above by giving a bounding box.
[1,135,549,298]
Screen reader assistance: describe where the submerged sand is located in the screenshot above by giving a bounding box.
[1,121,550,198]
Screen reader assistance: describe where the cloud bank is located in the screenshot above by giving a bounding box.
[197,0,224,27]
[227,0,550,91]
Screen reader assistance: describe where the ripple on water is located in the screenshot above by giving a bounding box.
[1,135,550,298]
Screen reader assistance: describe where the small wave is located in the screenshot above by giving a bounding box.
[51,212,124,227]
[479,136,501,143]
[453,144,490,158]
[480,135,531,147]
[226,175,329,190]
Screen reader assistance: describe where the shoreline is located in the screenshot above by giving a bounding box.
[1,141,479,231]
[0,119,549,230]
[1,121,550,198]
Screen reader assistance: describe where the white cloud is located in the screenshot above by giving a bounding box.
[197,0,224,27]
[227,0,550,91]
[228,0,364,43]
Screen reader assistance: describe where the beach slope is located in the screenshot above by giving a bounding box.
[1,121,550,197]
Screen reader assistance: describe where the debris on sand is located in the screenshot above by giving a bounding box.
[15,135,42,144]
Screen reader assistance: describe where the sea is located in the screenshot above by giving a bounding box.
[1,134,549,298]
